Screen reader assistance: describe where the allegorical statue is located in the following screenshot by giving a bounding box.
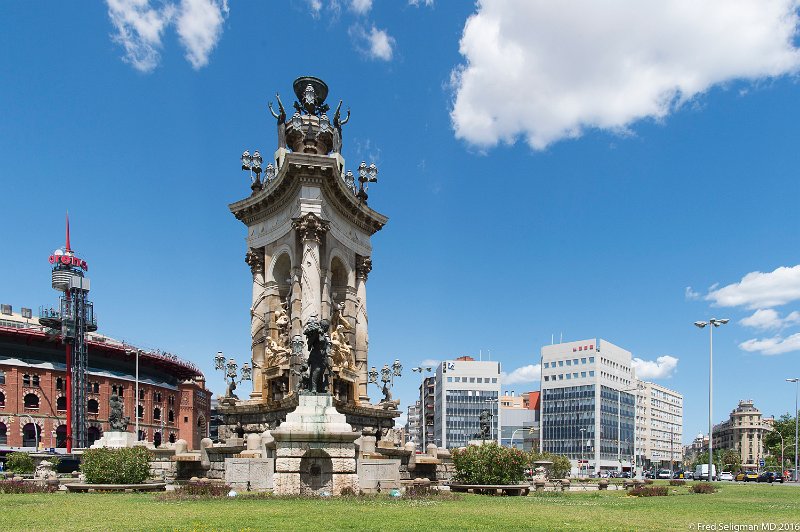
[108,394,129,432]
[478,410,492,440]
[332,100,350,153]
[265,336,291,367]
[302,316,331,393]
[329,324,353,368]
[293,83,330,117]
[268,93,287,148]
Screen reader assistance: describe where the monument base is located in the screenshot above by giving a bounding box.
[90,431,137,449]
[271,393,360,496]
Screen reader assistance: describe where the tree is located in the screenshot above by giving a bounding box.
[720,449,741,472]
[764,413,796,470]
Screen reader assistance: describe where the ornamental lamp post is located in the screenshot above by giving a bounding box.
[694,318,729,481]
[241,149,263,192]
[787,377,799,482]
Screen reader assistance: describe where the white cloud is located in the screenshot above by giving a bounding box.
[706,265,800,309]
[107,0,175,72]
[307,0,323,17]
[740,309,800,331]
[501,364,541,385]
[409,0,434,5]
[350,0,372,14]
[176,0,228,69]
[632,355,678,379]
[685,286,700,301]
[349,24,394,61]
[450,0,800,150]
[106,0,227,72]
[739,333,800,355]
[419,359,440,369]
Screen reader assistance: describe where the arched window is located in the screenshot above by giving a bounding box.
[138,429,146,441]
[154,392,162,403]
[153,407,161,421]
[23,374,30,386]
[87,426,101,445]
[139,389,145,400]
[154,432,162,447]
[118,386,124,397]
[0,391,5,407]
[0,422,6,445]
[32,375,39,387]
[169,433,176,443]
[56,377,63,391]
[137,404,144,419]
[168,410,174,423]
[22,423,40,447]
[87,398,99,414]
[56,396,67,411]
[0,370,5,385]
[112,385,118,395]
[55,425,67,448]
[24,393,39,409]
[92,382,99,394]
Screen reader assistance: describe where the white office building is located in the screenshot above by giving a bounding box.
[541,339,636,475]
[634,381,683,470]
[433,356,501,449]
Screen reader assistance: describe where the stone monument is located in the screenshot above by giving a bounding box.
[90,395,136,448]
[220,76,398,440]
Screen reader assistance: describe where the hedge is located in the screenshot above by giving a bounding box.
[451,442,527,485]
[80,447,152,484]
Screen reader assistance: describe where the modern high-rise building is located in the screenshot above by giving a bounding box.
[433,356,501,449]
[634,380,683,470]
[541,339,636,475]
[405,400,421,446]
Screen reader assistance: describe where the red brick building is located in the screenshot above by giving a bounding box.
[0,307,210,451]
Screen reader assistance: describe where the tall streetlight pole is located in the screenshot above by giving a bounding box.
[787,378,799,482]
[694,318,729,481]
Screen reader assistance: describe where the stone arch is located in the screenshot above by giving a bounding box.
[55,424,67,448]
[21,420,43,447]
[87,398,99,414]
[56,395,67,411]
[267,246,294,287]
[87,425,102,446]
[24,392,40,409]
[299,449,333,495]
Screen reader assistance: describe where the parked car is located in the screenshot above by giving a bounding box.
[695,464,717,481]
[719,471,734,481]
[757,471,784,484]
[657,469,672,479]
[644,471,655,479]
[684,471,694,480]
[673,470,686,479]
[621,472,631,478]
[735,471,758,482]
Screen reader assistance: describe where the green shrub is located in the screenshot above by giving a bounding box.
[6,453,35,474]
[527,451,571,479]
[451,443,527,485]
[628,485,668,497]
[80,447,152,484]
[669,479,686,486]
[691,482,717,494]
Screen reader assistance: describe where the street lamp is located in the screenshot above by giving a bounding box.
[356,161,378,202]
[214,351,252,400]
[788,378,799,482]
[485,398,499,443]
[695,318,729,481]
[368,359,402,403]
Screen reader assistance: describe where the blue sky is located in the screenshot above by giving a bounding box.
[2,1,800,443]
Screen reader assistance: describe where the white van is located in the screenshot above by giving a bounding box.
[694,464,716,481]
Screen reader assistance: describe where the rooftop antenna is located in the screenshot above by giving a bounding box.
[488,349,491,361]
[551,334,554,345]
[65,212,71,253]
[560,332,563,344]
[479,349,482,361]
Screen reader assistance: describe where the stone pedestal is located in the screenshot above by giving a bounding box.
[90,431,136,449]
[224,458,274,491]
[271,394,359,496]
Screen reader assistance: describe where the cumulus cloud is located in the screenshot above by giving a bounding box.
[107,0,175,72]
[409,0,434,5]
[349,24,394,61]
[350,0,372,14]
[175,0,228,69]
[307,0,323,17]
[705,265,800,309]
[106,0,228,72]
[419,359,440,369]
[685,286,701,301]
[450,0,800,150]
[740,309,800,331]
[502,364,541,385]
[739,333,800,355]
[632,355,678,379]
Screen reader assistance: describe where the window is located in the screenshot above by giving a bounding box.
[0,391,4,406]
[573,373,578,378]
[589,371,595,377]
[138,405,144,419]
[469,378,475,383]
[23,374,31,386]
[566,373,572,379]
[581,358,586,364]
[87,399,99,414]
[32,375,39,387]
[56,377,63,391]
[543,362,549,368]
[589,357,594,363]
[118,387,123,397]
[168,410,174,423]
[24,393,39,409]
[112,385,118,395]
[492,378,497,383]
[184,416,189,423]
[154,392,162,403]
[93,382,99,394]
[153,407,161,421]
[0,422,7,445]
[57,396,67,411]
[139,389,145,400]
[566,360,572,366]
[169,395,175,406]
[447,377,452,382]
[558,374,564,380]
[0,370,5,385]
[558,361,564,367]
[477,378,482,383]
[544,376,550,381]
[581,372,586,378]
[573,359,578,365]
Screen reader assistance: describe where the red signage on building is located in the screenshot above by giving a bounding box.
[49,254,88,271]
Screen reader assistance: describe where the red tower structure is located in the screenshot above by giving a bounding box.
[39,215,96,451]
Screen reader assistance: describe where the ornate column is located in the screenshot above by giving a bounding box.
[354,255,372,402]
[292,213,330,343]
[246,248,267,400]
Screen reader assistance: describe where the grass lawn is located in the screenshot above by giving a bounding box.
[1,482,798,531]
